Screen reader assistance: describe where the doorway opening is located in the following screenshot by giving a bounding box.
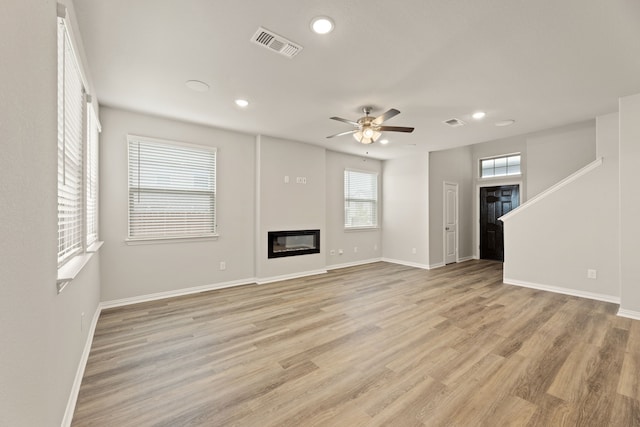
[443,182,458,265]
[479,185,519,261]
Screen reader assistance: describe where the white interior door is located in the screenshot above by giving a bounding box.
[444,182,458,265]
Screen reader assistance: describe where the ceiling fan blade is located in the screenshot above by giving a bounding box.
[326,129,357,138]
[330,116,359,126]
[372,108,400,125]
[377,125,415,133]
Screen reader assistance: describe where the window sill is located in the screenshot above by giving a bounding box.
[87,241,104,252]
[57,241,103,294]
[344,226,380,232]
[478,174,522,181]
[125,235,219,245]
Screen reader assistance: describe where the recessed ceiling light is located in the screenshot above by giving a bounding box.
[472,111,486,120]
[185,80,210,92]
[379,139,389,145]
[495,119,515,127]
[235,99,249,108]
[311,16,334,34]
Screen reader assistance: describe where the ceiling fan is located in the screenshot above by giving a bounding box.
[326,107,415,144]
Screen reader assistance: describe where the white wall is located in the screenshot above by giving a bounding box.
[527,120,596,198]
[99,107,256,302]
[325,151,382,268]
[382,153,430,268]
[619,93,640,315]
[459,121,595,260]
[429,147,473,266]
[502,113,620,301]
[256,135,326,281]
[0,1,101,425]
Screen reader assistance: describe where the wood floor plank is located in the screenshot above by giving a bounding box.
[72,261,640,426]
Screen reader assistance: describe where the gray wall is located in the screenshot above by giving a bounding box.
[429,121,597,262]
[99,107,256,302]
[526,121,596,198]
[325,151,382,268]
[256,135,326,280]
[0,0,101,425]
[620,93,640,314]
[382,153,430,268]
[502,112,619,300]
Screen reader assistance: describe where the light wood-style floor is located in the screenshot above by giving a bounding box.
[72,261,640,426]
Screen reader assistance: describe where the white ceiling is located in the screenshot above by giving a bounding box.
[73,0,640,159]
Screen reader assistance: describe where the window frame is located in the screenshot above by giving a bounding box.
[344,168,379,230]
[126,135,218,243]
[85,103,100,248]
[479,153,522,179]
[56,7,102,292]
[57,15,86,266]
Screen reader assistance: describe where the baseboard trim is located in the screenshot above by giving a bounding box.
[101,278,257,309]
[256,269,327,285]
[503,277,620,304]
[430,258,473,269]
[61,304,101,427]
[382,258,431,270]
[617,309,640,321]
[326,258,382,270]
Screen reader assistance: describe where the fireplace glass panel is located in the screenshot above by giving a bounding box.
[268,229,320,258]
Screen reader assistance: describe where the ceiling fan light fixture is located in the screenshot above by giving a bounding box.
[353,128,380,144]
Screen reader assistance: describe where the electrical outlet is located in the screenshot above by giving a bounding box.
[330,249,335,255]
[220,261,226,271]
[354,246,358,253]
[587,269,597,279]
[284,175,289,184]
[374,244,378,251]
[412,248,417,254]
[338,249,343,255]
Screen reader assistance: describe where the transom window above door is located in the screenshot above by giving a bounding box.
[480,154,521,178]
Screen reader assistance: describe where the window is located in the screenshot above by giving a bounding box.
[57,7,101,290]
[480,154,521,178]
[127,136,217,240]
[344,169,378,229]
[57,14,85,265]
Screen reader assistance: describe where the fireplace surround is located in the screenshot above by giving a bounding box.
[268,229,320,258]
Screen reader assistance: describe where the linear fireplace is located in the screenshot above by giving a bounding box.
[268,229,320,258]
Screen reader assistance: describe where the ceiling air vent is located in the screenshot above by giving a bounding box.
[251,27,303,58]
[443,118,466,127]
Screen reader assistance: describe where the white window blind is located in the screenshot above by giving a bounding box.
[86,105,100,246]
[344,169,378,228]
[57,18,85,265]
[128,137,217,240]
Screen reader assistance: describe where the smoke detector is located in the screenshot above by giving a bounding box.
[251,27,303,58]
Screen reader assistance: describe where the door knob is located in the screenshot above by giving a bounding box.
[445,227,450,231]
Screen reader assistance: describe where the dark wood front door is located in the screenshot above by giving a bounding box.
[480,185,519,261]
